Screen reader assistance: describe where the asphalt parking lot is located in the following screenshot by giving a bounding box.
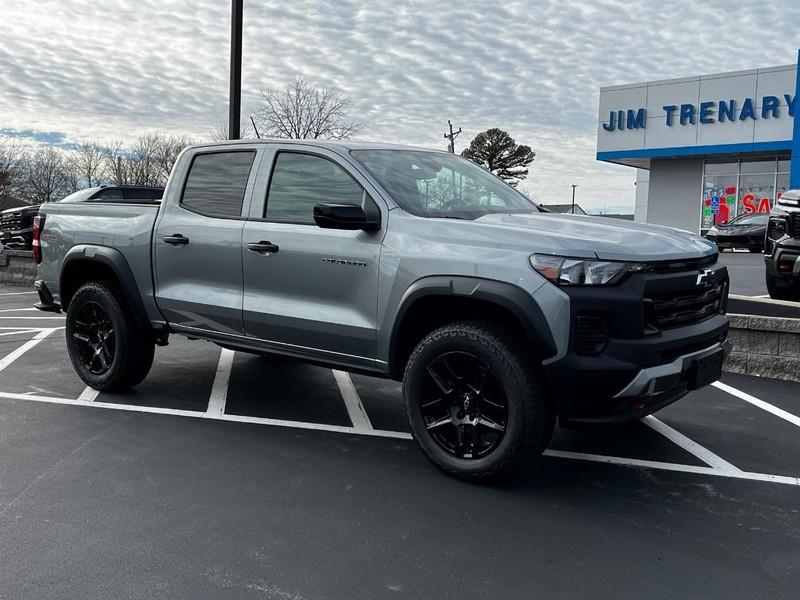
[1,285,799,599]
[718,250,769,297]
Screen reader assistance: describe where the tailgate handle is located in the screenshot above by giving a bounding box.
[162,234,189,246]
[247,240,279,255]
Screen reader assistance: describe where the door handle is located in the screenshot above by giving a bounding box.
[247,240,279,255]
[162,234,189,246]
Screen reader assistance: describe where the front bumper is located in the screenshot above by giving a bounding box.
[543,260,730,424]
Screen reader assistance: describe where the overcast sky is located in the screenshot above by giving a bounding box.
[1,1,799,211]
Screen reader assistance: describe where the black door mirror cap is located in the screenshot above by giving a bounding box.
[313,203,380,231]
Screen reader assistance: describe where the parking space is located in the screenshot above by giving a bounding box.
[1,285,799,598]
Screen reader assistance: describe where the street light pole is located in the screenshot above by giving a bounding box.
[571,184,578,214]
[228,0,243,140]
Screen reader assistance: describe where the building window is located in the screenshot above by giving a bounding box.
[701,157,790,231]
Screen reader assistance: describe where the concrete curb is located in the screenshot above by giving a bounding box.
[726,313,800,383]
[0,250,36,287]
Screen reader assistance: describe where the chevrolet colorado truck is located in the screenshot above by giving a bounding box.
[765,189,800,301]
[34,140,730,479]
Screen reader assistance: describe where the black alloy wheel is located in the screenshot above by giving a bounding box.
[70,300,116,375]
[421,351,508,459]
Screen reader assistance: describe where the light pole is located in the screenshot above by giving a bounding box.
[229,0,243,140]
[571,184,578,214]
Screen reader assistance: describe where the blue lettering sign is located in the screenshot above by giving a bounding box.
[626,108,646,129]
[762,95,780,118]
[739,97,756,121]
[679,104,696,125]
[699,101,715,124]
[718,99,736,122]
[785,93,796,117]
[603,94,794,133]
[663,105,678,126]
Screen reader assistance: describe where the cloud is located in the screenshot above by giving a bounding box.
[0,0,798,210]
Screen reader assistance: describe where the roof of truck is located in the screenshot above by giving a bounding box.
[186,139,447,153]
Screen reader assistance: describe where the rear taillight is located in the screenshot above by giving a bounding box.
[32,214,44,264]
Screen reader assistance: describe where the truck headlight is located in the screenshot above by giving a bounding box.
[530,254,646,286]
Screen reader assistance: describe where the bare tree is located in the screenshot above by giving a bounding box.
[21,147,71,203]
[210,119,255,142]
[0,138,23,201]
[104,142,134,186]
[155,134,194,182]
[70,142,107,188]
[255,77,363,140]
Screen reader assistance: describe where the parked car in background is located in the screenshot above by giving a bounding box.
[764,189,800,301]
[0,186,164,250]
[705,212,769,253]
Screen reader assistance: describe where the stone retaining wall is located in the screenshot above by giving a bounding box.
[0,250,37,287]
[726,313,800,383]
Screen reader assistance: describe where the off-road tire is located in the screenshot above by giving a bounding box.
[403,321,554,480]
[766,273,800,302]
[65,282,155,392]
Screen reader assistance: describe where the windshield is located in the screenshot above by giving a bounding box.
[729,213,769,226]
[59,188,98,203]
[351,149,539,219]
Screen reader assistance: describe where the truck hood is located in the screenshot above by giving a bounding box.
[471,212,716,261]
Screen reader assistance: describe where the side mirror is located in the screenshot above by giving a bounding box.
[313,203,380,231]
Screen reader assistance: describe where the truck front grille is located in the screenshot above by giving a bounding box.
[790,213,800,239]
[0,213,28,231]
[644,282,725,330]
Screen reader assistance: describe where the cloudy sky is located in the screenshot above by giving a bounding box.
[1,0,799,211]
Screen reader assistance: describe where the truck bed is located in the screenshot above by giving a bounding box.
[37,202,161,320]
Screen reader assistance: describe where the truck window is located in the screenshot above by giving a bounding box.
[265,152,366,224]
[92,188,124,201]
[181,151,256,218]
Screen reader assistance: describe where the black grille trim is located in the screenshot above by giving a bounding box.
[644,281,725,330]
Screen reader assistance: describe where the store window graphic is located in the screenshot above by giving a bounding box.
[702,184,736,226]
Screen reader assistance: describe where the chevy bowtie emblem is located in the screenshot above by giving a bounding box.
[696,269,716,287]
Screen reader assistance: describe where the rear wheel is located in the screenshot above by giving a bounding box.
[66,282,155,391]
[403,321,554,480]
[766,273,800,301]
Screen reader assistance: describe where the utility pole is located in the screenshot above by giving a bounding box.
[571,184,578,214]
[228,0,243,140]
[443,120,462,153]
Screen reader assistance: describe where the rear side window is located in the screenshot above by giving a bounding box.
[181,151,256,218]
[265,152,366,224]
[92,188,124,201]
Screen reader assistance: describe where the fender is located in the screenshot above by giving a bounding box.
[388,276,557,377]
[60,245,151,329]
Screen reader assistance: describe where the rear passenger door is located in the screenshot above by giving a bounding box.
[154,148,258,335]
[241,146,385,366]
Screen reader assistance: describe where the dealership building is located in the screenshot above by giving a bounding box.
[596,58,800,234]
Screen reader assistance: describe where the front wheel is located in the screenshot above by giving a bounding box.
[403,321,554,480]
[66,282,155,392]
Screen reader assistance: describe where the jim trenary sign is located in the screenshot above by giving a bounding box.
[602,94,797,131]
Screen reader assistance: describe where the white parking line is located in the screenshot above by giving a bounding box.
[206,349,235,417]
[0,307,38,313]
[332,370,373,431]
[712,381,800,428]
[77,387,100,402]
[642,415,741,472]
[0,328,57,373]
[0,291,37,296]
[0,329,40,337]
[544,449,800,487]
[0,316,65,320]
[0,391,412,440]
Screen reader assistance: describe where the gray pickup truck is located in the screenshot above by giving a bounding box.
[34,139,730,479]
